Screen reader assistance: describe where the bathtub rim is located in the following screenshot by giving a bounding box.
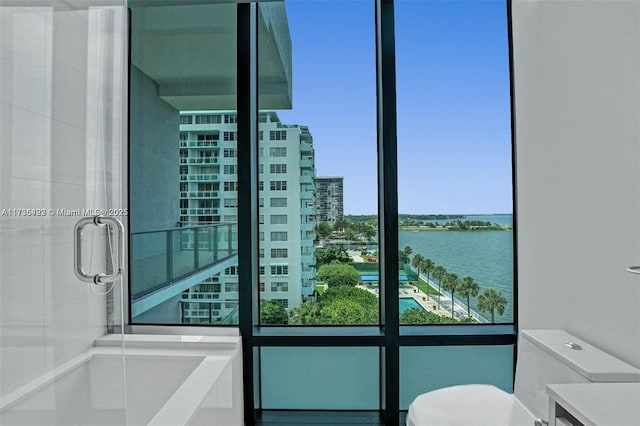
[0,334,240,416]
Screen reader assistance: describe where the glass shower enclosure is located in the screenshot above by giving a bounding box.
[0,1,129,424]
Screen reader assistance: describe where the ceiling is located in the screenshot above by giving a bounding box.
[130,2,292,111]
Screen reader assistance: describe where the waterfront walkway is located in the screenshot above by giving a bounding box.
[347,251,488,323]
[414,272,489,323]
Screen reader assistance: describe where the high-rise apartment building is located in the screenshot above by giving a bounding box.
[314,176,344,225]
[178,111,316,323]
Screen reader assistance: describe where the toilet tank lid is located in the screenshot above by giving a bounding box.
[521,330,640,382]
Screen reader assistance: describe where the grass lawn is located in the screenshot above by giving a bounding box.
[414,279,440,296]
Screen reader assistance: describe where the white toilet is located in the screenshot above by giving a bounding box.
[407,330,640,426]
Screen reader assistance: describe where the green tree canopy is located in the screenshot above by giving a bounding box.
[319,299,375,325]
[361,224,376,241]
[314,222,333,241]
[289,286,378,325]
[420,258,434,283]
[332,219,347,232]
[315,248,351,266]
[432,265,447,309]
[317,263,360,287]
[260,300,288,325]
[442,272,460,317]
[321,285,378,308]
[399,308,458,324]
[458,276,480,317]
[411,253,425,274]
[477,288,508,323]
[399,246,413,264]
[289,302,321,325]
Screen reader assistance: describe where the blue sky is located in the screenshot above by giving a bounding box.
[275,0,512,215]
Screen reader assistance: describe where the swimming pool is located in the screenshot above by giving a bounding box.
[399,298,427,313]
[360,274,409,282]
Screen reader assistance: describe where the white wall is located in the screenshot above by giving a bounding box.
[513,0,640,366]
[0,4,126,397]
[129,65,179,234]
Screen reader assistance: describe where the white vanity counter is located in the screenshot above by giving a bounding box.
[546,383,640,426]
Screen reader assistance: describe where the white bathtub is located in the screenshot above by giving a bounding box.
[0,335,243,426]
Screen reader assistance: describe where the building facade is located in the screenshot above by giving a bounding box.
[314,176,344,225]
[178,111,316,323]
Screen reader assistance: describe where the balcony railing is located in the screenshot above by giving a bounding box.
[300,158,313,169]
[180,174,219,182]
[300,142,313,153]
[179,157,219,165]
[180,191,219,199]
[180,208,219,215]
[131,223,238,305]
[179,140,219,148]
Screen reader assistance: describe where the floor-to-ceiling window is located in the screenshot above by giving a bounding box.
[257,1,379,326]
[127,1,516,423]
[128,2,240,325]
[396,0,514,326]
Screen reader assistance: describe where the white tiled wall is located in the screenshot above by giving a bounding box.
[0,3,126,398]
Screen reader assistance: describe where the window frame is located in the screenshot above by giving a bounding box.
[234,2,518,424]
[126,1,518,424]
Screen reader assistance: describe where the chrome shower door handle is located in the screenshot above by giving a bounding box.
[74,215,125,284]
[626,266,640,275]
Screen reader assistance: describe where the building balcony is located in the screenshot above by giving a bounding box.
[300,158,313,169]
[180,174,219,182]
[300,191,314,200]
[300,142,313,153]
[301,254,315,265]
[300,175,313,184]
[179,140,219,148]
[180,191,219,199]
[179,157,219,165]
[300,206,314,215]
[301,270,316,280]
[300,222,315,232]
[301,285,316,298]
[130,222,238,318]
[180,208,219,215]
[301,247,315,256]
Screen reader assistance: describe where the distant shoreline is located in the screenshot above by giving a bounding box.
[400,225,512,231]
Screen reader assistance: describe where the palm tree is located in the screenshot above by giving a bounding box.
[420,258,434,285]
[477,288,508,323]
[441,272,460,318]
[419,258,434,301]
[399,246,413,264]
[458,276,480,319]
[432,265,447,309]
[411,253,424,278]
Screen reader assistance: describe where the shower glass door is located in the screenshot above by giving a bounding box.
[0,1,128,424]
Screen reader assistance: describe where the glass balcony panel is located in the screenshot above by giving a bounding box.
[260,347,379,409]
[131,232,168,298]
[172,228,196,280]
[399,345,514,409]
[130,224,238,324]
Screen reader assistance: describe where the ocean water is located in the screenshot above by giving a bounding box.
[399,214,514,322]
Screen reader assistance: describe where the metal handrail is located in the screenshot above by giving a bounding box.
[131,222,236,236]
